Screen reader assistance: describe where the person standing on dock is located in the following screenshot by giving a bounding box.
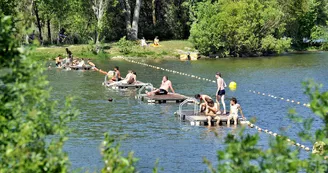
[146,76,175,96]
[66,48,73,65]
[216,72,227,114]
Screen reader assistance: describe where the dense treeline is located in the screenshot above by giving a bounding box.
[1,0,328,57]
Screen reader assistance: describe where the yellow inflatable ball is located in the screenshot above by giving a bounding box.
[229,81,237,91]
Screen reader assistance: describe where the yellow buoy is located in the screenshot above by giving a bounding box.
[229,81,237,91]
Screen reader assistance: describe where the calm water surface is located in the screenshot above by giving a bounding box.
[46,52,328,172]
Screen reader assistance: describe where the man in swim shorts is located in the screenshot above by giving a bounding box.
[216,72,227,114]
[194,94,214,112]
[147,76,175,96]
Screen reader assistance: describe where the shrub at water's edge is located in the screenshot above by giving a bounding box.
[189,0,291,57]
[0,15,78,172]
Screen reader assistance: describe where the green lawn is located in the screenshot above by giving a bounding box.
[31,40,195,60]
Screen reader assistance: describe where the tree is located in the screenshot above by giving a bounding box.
[0,14,78,172]
[189,0,291,57]
[91,0,110,46]
[118,0,142,40]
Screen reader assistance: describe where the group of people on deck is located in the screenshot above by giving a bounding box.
[109,66,137,85]
[194,72,245,126]
[145,71,244,126]
[54,48,96,69]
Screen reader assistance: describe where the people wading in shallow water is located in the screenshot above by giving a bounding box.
[216,72,227,114]
[146,76,175,96]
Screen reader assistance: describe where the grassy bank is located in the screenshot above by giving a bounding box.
[31,40,195,60]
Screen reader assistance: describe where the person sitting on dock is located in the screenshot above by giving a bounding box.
[111,66,122,81]
[146,76,174,96]
[55,55,62,67]
[77,58,85,67]
[194,94,214,112]
[121,70,136,84]
[227,97,245,125]
[204,100,221,126]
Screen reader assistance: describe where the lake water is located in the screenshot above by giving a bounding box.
[45,52,328,172]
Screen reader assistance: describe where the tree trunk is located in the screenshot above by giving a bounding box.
[130,0,142,40]
[92,0,108,45]
[118,0,142,40]
[152,0,156,25]
[47,19,51,44]
[33,1,43,44]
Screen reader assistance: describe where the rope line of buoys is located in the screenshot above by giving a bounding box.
[248,90,310,108]
[247,122,311,152]
[120,57,309,109]
[119,57,313,152]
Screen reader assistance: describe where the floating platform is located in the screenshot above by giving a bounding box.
[138,93,188,104]
[70,65,92,70]
[177,110,242,126]
[105,81,147,89]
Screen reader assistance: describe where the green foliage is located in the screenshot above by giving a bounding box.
[0,15,77,172]
[206,80,328,172]
[101,133,138,173]
[117,36,135,54]
[189,0,291,57]
[310,25,328,50]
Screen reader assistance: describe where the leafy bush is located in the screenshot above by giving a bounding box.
[117,36,135,54]
[101,133,138,173]
[189,0,291,57]
[0,15,78,172]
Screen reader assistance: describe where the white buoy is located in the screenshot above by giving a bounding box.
[264,129,268,133]
[296,143,300,146]
[305,147,310,151]
[258,128,262,131]
[273,133,277,136]
[301,145,305,149]
[268,131,273,135]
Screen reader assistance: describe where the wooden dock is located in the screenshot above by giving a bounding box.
[177,110,241,126]
[138,93,188,104]
[105,81,147,89]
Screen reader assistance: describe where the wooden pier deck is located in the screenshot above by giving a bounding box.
[177,110,241,126]
[138,93,188,104]
[105,81,146,89]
